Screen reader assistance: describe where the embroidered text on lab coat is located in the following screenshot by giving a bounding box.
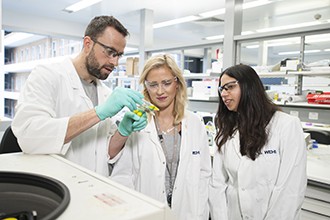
[192,150,200,155]
[264,149,277,154]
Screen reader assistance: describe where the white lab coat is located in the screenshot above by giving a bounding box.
[110,111,212,220]
[12,58,117,176]
[209,111,307,220]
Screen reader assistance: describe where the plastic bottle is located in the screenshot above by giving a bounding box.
[205,86,212,96]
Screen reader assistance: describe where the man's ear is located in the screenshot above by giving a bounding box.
[83,36,93,52]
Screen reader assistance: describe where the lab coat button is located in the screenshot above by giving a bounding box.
[241,188,245,191]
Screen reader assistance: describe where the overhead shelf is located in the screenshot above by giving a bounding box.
[184,70,330,79]
[183,72,220,79]
[189,98,330,110]
[257,69,330,78]
[275,101,330,109]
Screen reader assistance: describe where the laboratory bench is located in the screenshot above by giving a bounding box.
[1,120,329,219]
[302,144,330,219]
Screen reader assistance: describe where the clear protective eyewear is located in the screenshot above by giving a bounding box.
[218,80,239,93]
[144,77,177,91]
[92,39,124,59]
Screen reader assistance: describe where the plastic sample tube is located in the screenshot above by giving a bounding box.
[133,99,159,116]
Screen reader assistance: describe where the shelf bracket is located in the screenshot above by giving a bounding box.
[295,74,303,95]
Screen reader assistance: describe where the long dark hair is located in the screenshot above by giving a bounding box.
[214,64,280,160]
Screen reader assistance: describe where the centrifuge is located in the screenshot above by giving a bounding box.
[0,153,174,220]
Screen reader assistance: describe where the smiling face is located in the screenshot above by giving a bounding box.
[145,66,178,111]
[220,74,241,112]
[85,26,126,80]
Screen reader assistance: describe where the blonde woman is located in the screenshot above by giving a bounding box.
[109,54,211,220]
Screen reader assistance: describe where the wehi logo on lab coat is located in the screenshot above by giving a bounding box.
[192,150,200,155]
[264,149,277,154]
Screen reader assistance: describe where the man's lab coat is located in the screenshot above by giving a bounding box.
[12,58,117,176]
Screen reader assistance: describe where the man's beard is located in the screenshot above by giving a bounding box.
[85,49,110,80]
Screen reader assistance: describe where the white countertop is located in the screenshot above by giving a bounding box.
[307,144,330,185]
[303,122,330,132]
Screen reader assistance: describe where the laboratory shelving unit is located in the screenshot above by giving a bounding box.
[187,69,330,125]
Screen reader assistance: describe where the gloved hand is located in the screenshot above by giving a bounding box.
[95,87,144,120]
[118,111,148,136]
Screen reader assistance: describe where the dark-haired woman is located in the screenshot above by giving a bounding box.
[209,64,307,220]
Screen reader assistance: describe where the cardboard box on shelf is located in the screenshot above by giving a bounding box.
[126,57,139,76]
[126,57,134,76]
[133,57,139,75]
[280,59,299,71]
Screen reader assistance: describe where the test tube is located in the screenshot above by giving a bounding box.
[133,99,159,116]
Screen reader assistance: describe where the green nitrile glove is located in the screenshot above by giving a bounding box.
[132,111,148,131]
[118,111,147,136]
[95,87,144,120]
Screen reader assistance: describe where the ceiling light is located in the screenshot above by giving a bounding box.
[124,47,138,53]
[4,32,34,45]
[256,20,329,33]
[246,45,259,49]
[63,0,102,13]
[325,49,330,52]
[153,16,201,29]
[199,9,225,18]
[243,0,272,9]
[304,50,321,54]
[203,35,224,40]
[278,51,300,55]
[246,41,297,49]
[278,50,321,55]
[269,42,298,47]
[154,0,275,29]
[244,35,330,49]
[241,31,255,35]
[4,32,46,47]
[306,33,330,43]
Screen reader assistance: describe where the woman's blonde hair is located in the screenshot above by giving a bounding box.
[139,54,187,125]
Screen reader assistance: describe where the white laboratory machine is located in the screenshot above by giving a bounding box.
[0,153,175,220]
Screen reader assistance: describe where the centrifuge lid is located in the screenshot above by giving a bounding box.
[0,171,70,220]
